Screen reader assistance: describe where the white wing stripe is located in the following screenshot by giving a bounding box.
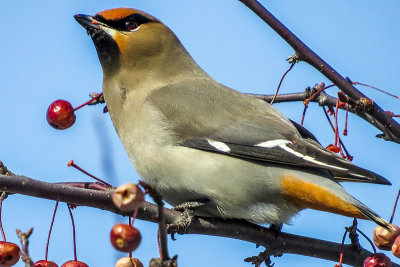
[349,172,367,178]
[279,144,347,171]
[279,144,304,158]
[255,139,291,148]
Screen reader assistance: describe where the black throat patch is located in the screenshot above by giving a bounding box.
[87,27,121,73]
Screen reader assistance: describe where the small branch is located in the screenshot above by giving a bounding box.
[0,174,397,267]
[16,228,34,267]
[248,87,393,142]
[238,0,400,143]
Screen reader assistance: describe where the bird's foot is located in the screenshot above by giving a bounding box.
[167,200,207,238]
[244,250,275,267]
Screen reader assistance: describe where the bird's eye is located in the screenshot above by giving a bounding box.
[125,20,138,31]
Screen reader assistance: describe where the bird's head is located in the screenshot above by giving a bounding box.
[74,8,182,76]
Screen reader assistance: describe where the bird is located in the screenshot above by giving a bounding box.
[74,8,391,228]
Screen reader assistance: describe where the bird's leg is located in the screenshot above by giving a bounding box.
[167,200,207,237]
[268,223,283,237]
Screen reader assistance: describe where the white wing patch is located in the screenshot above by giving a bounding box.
[207,140,231,153]
[279,143,347,171]
[255,139,291,148]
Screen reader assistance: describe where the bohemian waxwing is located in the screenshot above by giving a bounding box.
[75,8,390,227]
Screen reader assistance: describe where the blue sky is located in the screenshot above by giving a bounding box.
[1,1,400,266]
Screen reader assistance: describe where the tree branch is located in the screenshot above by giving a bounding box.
[0,174,397,267]
[238,0,400,143]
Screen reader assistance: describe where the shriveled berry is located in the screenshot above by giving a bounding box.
[373,224,400,250]
[392,235,400,258]
[363,253,392,267]
[46,100,76,130]
[110,224,141,252]
[33,260,59,267]
[112,183,144,212]
[115,257,144,267]
[0,241,20,266]
[149,258,162,267]
[60,260,89,267]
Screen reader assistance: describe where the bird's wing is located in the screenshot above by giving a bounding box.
[146,80,390,185]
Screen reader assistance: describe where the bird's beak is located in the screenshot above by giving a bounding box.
[74,13,121,72]
[74,14,100,32]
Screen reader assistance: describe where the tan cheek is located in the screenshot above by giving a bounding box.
[114,33,127,54]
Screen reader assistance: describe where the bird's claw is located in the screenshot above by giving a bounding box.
[168,200,207,237]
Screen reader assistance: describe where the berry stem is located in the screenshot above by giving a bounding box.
[343,105,349,136]
[73,92,104,111]
[45,201,59,261]
[67,204,78,261]
[157,229,162,259]
[390,189,400,223]
[334,97,340,148]
[353,81,400,100]
[300,105,308,126]
[130,208,139,227]
[270,63,295,104]
[0,192,7,242]
[356,228,376,254]
[322,106,353,161]
[128,216,133,259]
[337,228,348,267]
[67,160,112,187]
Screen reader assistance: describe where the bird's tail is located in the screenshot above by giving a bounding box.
[355,202,391,229]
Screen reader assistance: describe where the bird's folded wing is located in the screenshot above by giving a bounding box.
[146,81,390,185]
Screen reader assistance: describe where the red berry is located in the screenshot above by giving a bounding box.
[392,235,400,258]
[46,100,76,130]
[373,224,400,250]
[364,253,392,267]
[115,257,144,267]
[33,260,59,267]
[326,144,340,153]
[0,241,20,266]
[60,260,89,267]
[110,224,141,252]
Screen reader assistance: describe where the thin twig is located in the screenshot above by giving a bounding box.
[16,228,34,267]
